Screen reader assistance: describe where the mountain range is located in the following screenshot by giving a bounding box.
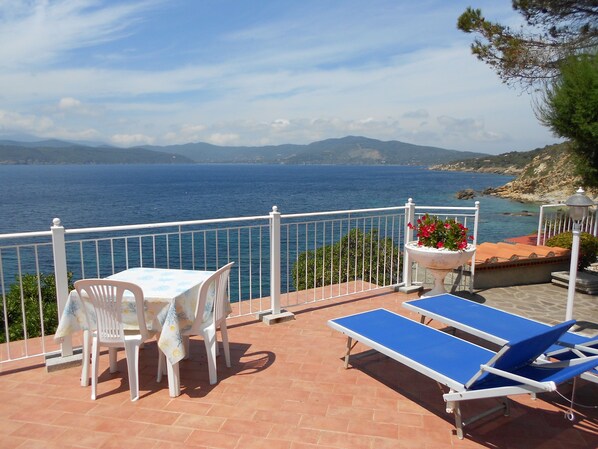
[0,136,486,166]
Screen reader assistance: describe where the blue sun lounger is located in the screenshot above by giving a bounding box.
[328,308,598,439]
[403,293,598,382]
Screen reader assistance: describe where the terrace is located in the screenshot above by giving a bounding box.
[1,201,597,447]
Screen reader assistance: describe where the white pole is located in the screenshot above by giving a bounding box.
[51,218,72,357]
[537,205,545,246]
[470,201,480,293]
[566,221,581,321]
[269,206,281,315]
[403,198,415,287]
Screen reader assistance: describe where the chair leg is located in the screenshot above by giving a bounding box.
[124,341,141,401]
[157,349,167,383]
[109,348,118,373]
[80,330,90,387]
[91,337,100,400]
[203,328,217,385]
[220,324,231,368]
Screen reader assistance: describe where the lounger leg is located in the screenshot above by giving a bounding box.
[344,337,353,369]
[453,402,464,440]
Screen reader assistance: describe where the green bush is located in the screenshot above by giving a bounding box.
[292,228,402,290]
[0,273,73,343]
[546,232,598,270]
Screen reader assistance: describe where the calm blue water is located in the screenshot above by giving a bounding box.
[0,164,538,242]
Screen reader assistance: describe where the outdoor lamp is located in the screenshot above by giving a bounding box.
[564,187,594,320]
[566,187,594,222]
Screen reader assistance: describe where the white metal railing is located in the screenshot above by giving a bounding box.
[0,199,480,364]
[536,204,598,245]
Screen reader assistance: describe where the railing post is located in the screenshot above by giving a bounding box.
[261,206,294,324]
[470,201,480,293]
[51,218,72,357]
[404,198,415,286]
[537,205,545,245]
[399,198,421,293]
[270,206,281,315]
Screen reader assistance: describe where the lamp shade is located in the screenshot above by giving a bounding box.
[565,188,594,221]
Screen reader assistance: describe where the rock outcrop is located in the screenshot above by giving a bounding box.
[436,142,598,204]
[456,189,476,200]
[485,147,598,203]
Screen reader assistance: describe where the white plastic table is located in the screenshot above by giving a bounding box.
[55,267,215,397]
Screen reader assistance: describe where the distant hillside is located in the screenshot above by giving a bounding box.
[429,147,547,175]
[139,136,486,165]
[0,136,486,165]
[0,141,193,164]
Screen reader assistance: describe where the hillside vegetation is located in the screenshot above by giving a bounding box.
[429,147,548,175]
[434,142,597,203]
[0,136,486,165]
[150,136,487,165]
[0,140,192,164]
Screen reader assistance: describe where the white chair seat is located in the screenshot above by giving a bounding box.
[76,279,154,401]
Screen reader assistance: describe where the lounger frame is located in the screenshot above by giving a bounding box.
[328,308,598,439]
[403,293,598,382]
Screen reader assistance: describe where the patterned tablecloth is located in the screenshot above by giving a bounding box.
[54,267,215,366]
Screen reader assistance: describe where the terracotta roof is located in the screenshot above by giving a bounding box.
[475,242,570,267]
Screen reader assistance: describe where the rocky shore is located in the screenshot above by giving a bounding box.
[441,143,598,204]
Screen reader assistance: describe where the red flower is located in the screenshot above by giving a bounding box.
[408,213,472,251]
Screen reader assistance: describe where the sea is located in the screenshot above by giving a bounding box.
[0,164,539,242]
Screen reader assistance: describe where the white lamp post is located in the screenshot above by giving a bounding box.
[565,187,594,320]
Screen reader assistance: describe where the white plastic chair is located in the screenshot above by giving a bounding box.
[75,279,153,401]
[157,262,234,386]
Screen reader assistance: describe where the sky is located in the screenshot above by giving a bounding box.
[0,0,560,154]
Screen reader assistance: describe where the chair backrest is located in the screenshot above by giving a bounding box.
[190,262,234,333]
[74,279,149,344]
[467,319,576,389]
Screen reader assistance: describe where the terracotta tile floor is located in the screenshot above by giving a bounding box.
[1,288,598,448]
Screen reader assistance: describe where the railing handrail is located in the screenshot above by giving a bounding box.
[0,231,53,239]
[0,215,271,240]
[413,205,479,212]
[64,214,271,235]
[281,205,408,219]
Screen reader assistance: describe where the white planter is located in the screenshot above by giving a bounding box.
[405,242,476,297]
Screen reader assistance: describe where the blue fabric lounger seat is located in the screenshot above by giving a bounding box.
[403,293,598,382]
[327,308,598,439]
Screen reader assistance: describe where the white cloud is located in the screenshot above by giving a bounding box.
[111,133,154,146]
[0,109,54,134]
[403,109,429,119]
[207,133,240,146]
[0,0,154,70]
[161,123,208,144]
[271,119,290,129]
[58,97,81,110]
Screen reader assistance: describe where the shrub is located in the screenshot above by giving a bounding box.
[546,232,598,270]
[292,228,401,291]
[0,273,73,343]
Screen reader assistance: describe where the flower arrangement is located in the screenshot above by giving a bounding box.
[408,213,473,251]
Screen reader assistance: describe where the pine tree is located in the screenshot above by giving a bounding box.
[458,1,598,90]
